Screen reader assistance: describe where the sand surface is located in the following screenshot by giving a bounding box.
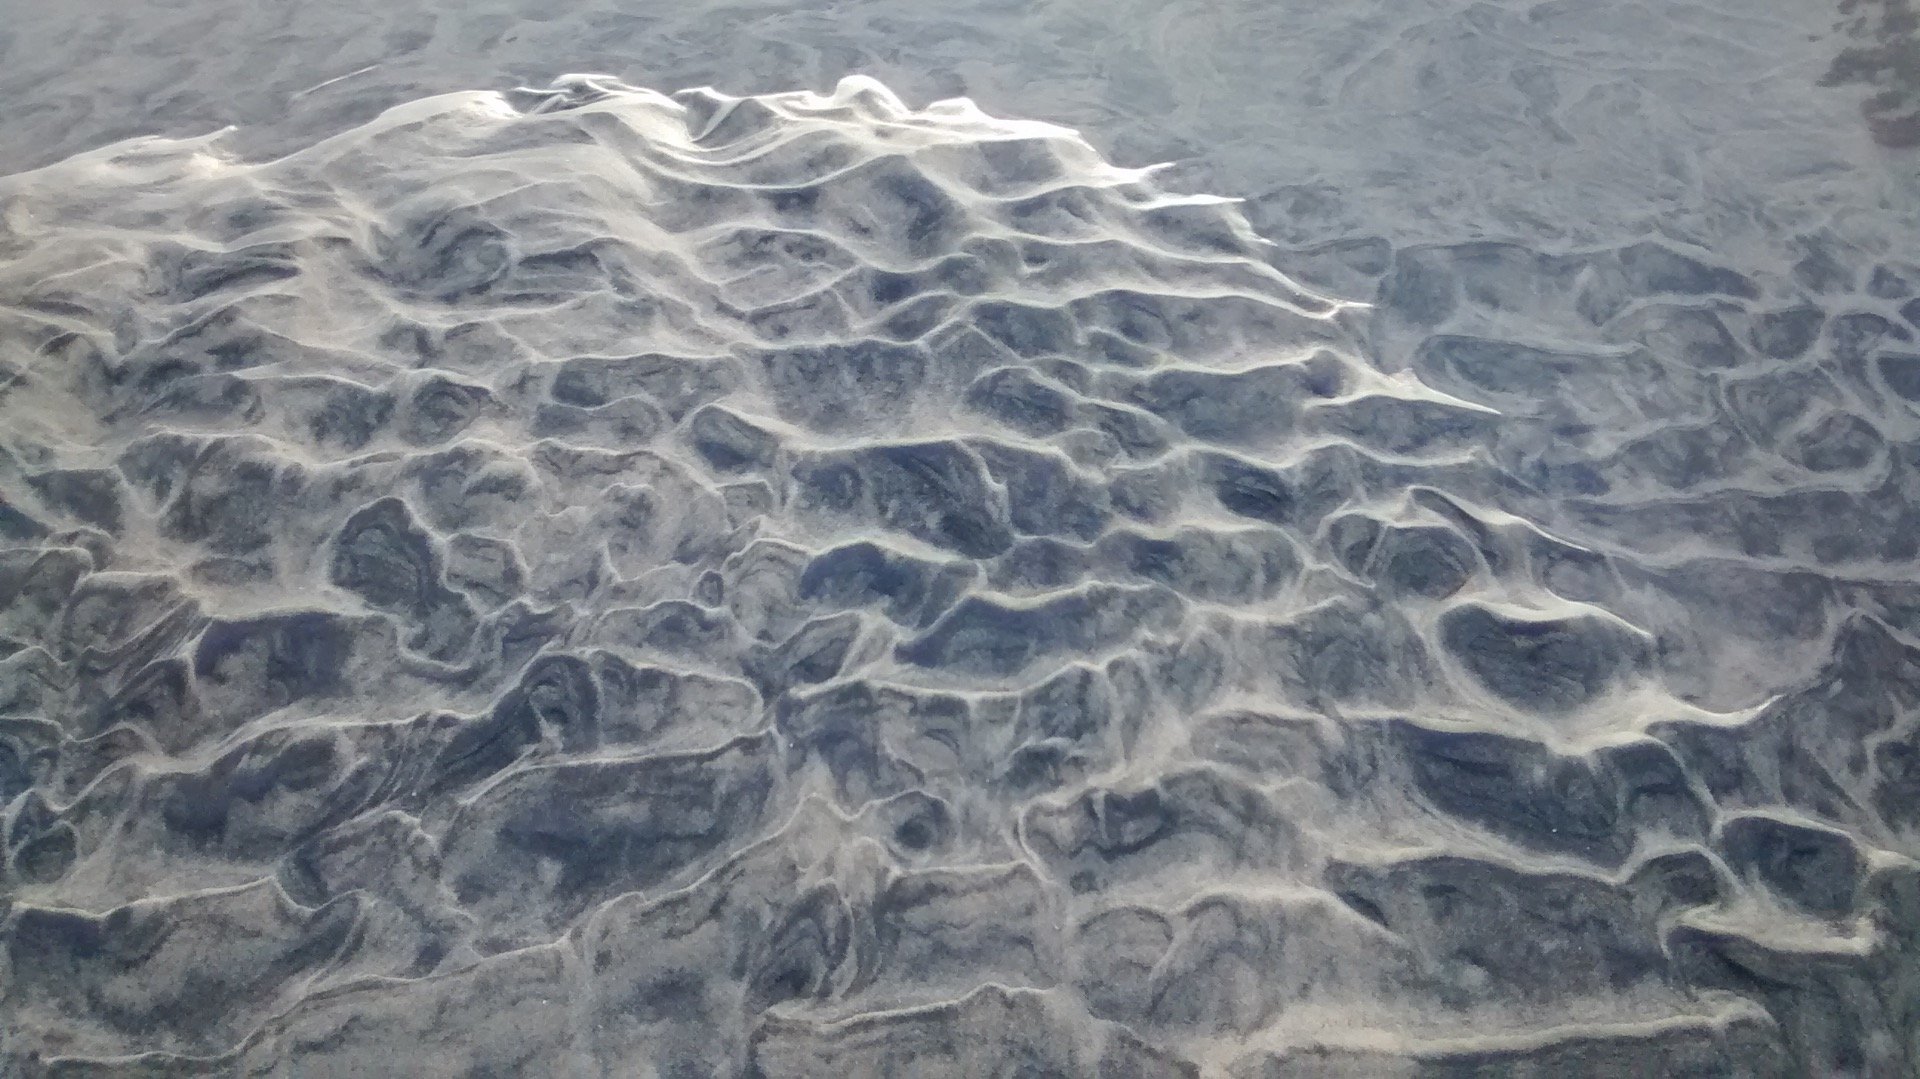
[0,2,1918,1076]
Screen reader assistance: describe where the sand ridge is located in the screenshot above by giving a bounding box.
[0,73,1916,1075]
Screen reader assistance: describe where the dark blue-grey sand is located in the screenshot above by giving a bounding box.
[0,12,1917,1072]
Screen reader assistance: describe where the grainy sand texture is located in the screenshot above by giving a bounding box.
[1,2,1918,1077]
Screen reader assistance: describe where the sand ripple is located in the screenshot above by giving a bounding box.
[0,75,1916,1075]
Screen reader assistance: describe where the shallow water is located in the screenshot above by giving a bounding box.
[1,3,1918,1076]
